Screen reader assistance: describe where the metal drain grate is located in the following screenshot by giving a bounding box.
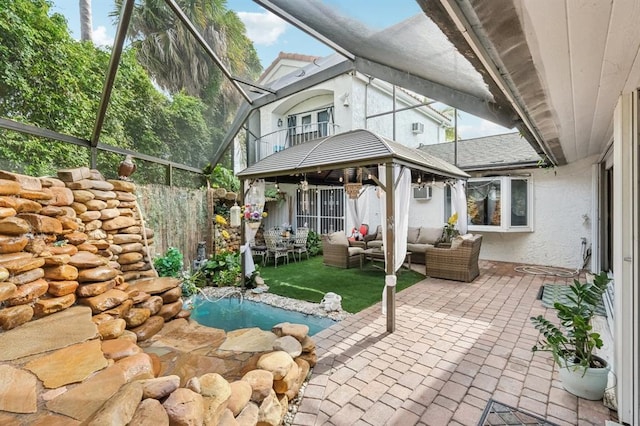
[478,399,560,426]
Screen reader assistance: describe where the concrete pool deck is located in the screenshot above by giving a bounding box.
[292,261,615,425]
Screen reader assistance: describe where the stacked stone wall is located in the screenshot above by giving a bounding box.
[0,167,187,341]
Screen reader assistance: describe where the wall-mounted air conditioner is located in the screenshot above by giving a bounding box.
[413,185,432,200]
[411,122,424,134]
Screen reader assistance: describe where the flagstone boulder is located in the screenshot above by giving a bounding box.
[116,352,156,382]
[5,278,49,306]
[79,289,130,314]
[0,235,28,253]
[123,307,151,328]
[271,322,309,342]
[44,264,78,281]
[236,402,259,426]
[25,340,108,388]
[0,179,21,195]
[256,351,294,381]
[47,280,79,297]
[257,389,283,426]
[272,335,302,358]
[130,398,169,426]
[84,381,142,426]
[242,369,274,403]
[228,380,253,417]
[163,388,204,426]
[101,338,143,361]
[0,216,30,234]
[33,293,76,317]
[132,315,165,342]
[18,213,62,234]
[0,281,17,302]
[0,365,37,414]
[0,304,34,330]
[45,364,126,422]
[76,280,116,298]
[98,318,127,340]
[139,375,181,400]
[43,254,71,267]
[130,276,180,294]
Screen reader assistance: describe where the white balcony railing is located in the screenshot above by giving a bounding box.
[252,122,340,164]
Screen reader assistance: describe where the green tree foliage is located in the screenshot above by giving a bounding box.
[0,0,259,180]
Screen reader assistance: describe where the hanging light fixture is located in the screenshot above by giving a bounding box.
[230,200,242,227]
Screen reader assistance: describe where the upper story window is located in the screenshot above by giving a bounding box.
[287,107,333,145]
[467,176,533,232]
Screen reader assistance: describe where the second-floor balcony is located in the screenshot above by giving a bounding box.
[252,122,340,164]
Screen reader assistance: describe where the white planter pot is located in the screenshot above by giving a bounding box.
[558,355,610,400]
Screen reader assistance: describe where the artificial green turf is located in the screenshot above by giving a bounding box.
[257,256,424,313]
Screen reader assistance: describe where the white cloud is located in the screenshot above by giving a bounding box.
[237,11,287,46]
[92,26,114,47]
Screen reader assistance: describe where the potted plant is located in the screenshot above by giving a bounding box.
[530,271,611,400]
[438,212,460,246]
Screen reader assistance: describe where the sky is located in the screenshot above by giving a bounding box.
[51,0,513,140]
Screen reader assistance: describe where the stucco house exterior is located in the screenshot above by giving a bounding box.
[419,133,595,271]
[239,52,452,235]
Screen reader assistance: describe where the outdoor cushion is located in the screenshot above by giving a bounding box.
[450,236,465,250]
[407,243,434,253]
[375,225,383,240]
[407,227,420,244]
[328,231,349,246]
[417,226,443,245]
[367,240,383,249]
[348,247,364,256]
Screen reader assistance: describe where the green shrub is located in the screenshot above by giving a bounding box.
[306,230,321,256]
[154,247,183,277]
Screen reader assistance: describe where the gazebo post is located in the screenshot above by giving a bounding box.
[384,163,396,333]
[240,180,247,287]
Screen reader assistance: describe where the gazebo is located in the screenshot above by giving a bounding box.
[237,129,469,332]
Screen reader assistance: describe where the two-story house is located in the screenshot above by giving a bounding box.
[239,52,452,234]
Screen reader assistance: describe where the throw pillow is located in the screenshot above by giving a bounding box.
[407,227,420,244]
[417,227,442,244]
[329,231,349,246]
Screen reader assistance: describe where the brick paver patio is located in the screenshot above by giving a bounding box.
[293,261,614,426]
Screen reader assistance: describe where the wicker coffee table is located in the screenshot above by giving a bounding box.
[360,248,412,272]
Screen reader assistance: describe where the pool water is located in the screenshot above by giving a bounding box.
[189,296,336,336]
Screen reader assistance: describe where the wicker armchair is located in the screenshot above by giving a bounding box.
[321,232,364,268]
[425,234,483,282]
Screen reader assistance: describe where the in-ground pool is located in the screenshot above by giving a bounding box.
[189,295,336,336]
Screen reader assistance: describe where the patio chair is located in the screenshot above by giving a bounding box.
[249,241,268,266]
[291,227,310,261]
[264,229,290,267]
[425,234,483,282]
[321,231,364,268]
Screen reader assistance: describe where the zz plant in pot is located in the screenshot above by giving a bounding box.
[530,271,611,400]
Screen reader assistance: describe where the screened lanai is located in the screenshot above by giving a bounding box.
[1,0,550,188]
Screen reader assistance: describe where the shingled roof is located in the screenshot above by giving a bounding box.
[418,132,543,171]
[237,129,469,183]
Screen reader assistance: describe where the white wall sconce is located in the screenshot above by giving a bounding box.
[277,118,283,127]
[341,93,350,107]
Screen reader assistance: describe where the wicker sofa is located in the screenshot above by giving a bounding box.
[321,231,365,268]
[424,234,483,282]
[365,225,444,264]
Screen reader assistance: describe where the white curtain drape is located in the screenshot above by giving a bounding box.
[244,179,265,243]
[378,165,411,314]
[346,186,371,235]
[453,180,468,235]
